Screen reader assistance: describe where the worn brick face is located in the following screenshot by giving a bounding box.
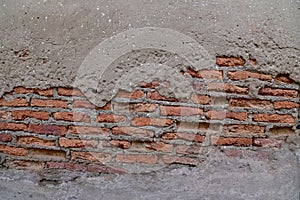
[28,124,67,136]
[97,114,126,123]
[31,99,68,108]
[12,110,50,120]
[188,69,223,79]
[258,88,298,98]
[160,106,203,116]
[207,83,248,94]
[216,56,246,66]
[131,117,173,127]
[17,136,55,147]
[0,98,28,107]
[274,101,298,109]
[252,114,295,124]
[112,127,154,138]
[229,98,272,109]
[211,136,252,147]
[228,71,272,81]
[116,154,158,164]
[54,112,91,122]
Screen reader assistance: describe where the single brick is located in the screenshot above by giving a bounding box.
[57,87,85,97]
[223,124,265,135]
[132,103,158,112]
[258,88,298,98]
[228,71,272,81]
[31,99,68,108]
[109,140,131,149]
[206,110,248,121]
[29,149,66,160]
[97,114,126,123]
[47,162,86,171]
[7,160,45,170]
[252,114,295,124]
[192,82,203,91]
[269,127,295,136]
[72,100,95,109]
[275,74,295,84]
[59,138,98,148]
[177,121,219,132]
[161,155,199,166]
[0,134,12,142]
[191,94,211,105]
[28,124,67,136]
[207,83,248,94]
[229,98,272,109]
[116,90,144,99]
[162,132,205,143]
[71,151,111,162]
[17,136,55,147]
[176,145,202,155]
[131,117,173,127]
[0,111,10,120]
[87,164,125,174]
[0,144,27,156]
[13,87,53,96]
[145,142,173,153]
[69,126,110,136]
[139,80,160,88]
[147,91,178,101]
[274,101,298,109]
[216,56,246,66]
[0,122,27,131]
[112,127,154,138]
[116,154,158,164]
[160,106,203,116]
[53,112,90,123]
[253,138,281,148]
[188,68,223,79]
[12,110,50,120]
[211,136,252,147]
[0,98,28,107]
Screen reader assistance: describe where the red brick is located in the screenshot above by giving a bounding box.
[28,124,67,136]
[12,110,49,120]
[147,91,178,101]
[71,151,111,162]
[160,106,203,116]
[116,154,158,164]
[0,122,27,131]
[53,112,90,123]
[116,90,144,99]
[87,164,125,174]
[139,80,160,88]
[72,100,95,109]
[188,68,223,79]
[162,132,205,143]
[112,127,154,138]
[57,87,85,97]
[259,88,298,98]
[31,99,68,108]
[17,136,55,147]
[176,145,202,155]
[206,110,247,121]
[216,56,246,66]
[252,114,295,124]
[0,111,10,120]
[0,98,28,107]
[223,149,268,160]
[274,101,298,109]
[59,138,98,148]
[207,83,248,94]
[69,126,110,136]
[131,117,173,127]
[228,71,272,81]
[0,134,12,142]
[13,87,53,96]
[253,138,281,148]
[275,74,295,84]
[161,155,199,166]
[145,142,173,153]
[7,160,45,170]
[0,144,26,156]
[109,140,131,149]
[29,149,66,160]
[132,103,158,112]
[34,88,53,97]
[229,98,272,109]
[223,124,265,135]
[211,136,252,147]
[47,162,86,171]
[97,114,126,123]
[191,94,211,105]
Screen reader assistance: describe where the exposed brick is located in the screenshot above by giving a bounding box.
[28,124,67,136]
[252,114,295,124]
[192,82,203,91]
[223,149,268,160]
[112,127,154,138]
[211,136,252,147]
[29,149,66,160]
[275,74,295,84]
[97,114,126,123]
[206,110,248,121]
[47,162,86,171]
[34,88,54,97]
[116,154,158,164]
[274,101,298,109]
[269,127,295,136]
[71,151,111,162]
[53,112,90,123]
[0,134,12,142]
[12,110,50,120]
[131,117,173,127]
[13,87,53,96]
[31,99,68,108]
[226,112,248,121]
[147,91,178,101]
[176,145,202,155]
[229,98,272,109]
[145,142,173,153]
[7,160,45,170]
[139,80,160,88]
[249,58,257,66]
[160,106,203,116]
[162,132,205,143]
[0,98,28,107]
[253,138,281,148]
[177,121,220,132]
[191,94,211,105]
[57,87,85,97]
[87,164,125,174]
[223,124,265,135]
[161,155,199,166]
[0,111,10,120]
[17,136,55,147]
[109,140,131,149]
[132,103,158,112]
[59,138,98,148]
[207,83,248,94]
[69,126,110,136]
[216,56,246,66]
[0,122,27,131]
[116,90,144,99]
[72,100,95,109]
[188,68,223,79]
[258,88,298,98]
[0,144,26,156]
[228,71,272,81]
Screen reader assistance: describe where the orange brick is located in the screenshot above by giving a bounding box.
[112,127,154,138]
[0,122,27,131]
[176,145,202,155]
[139,80,160,88]
[73,100,95,109]
[191,94,211,105]
[131,117,173,127]
[253,138,281,148]
[0,98,28,107]
[216,56,245,66]
[188,68,223,79]
[161,155,199,166]
[206,110,247,121]
[160,106,203,116]
[69,126,110,136]
[274,101,298,109]
[87,164,125,174]
[275,74,294,84]
[97,114,126,123]
[228,71,272,81]
[145,142,173,153]
[71,151,111,162]
[211,136,252,147]
[59,138,98,148]
[147,91,178,101]
[162,132,205,143]
[116,90,144,99]
[0,111,10,120]
[53,112,90,123]
[207,83,248,94]
[223,124,265,135]
[109,140,131,149]
[0,134,12,142]
[31,99,68,108]
[249,58,257,66]
[12,110,49,120]
[259,88,298,98]
[57,87,85,97]
[229,98,271,109]
[132,103,158,112]
[13,87,53,96]
[0,144,26,156]
[252,114,295,124]
[116,154,158,164]
[28,124,67,136]
[17,136,55,147]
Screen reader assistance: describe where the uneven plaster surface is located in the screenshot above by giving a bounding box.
[1,0,300,103]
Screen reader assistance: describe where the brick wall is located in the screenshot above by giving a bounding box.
[0,57,299,173]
